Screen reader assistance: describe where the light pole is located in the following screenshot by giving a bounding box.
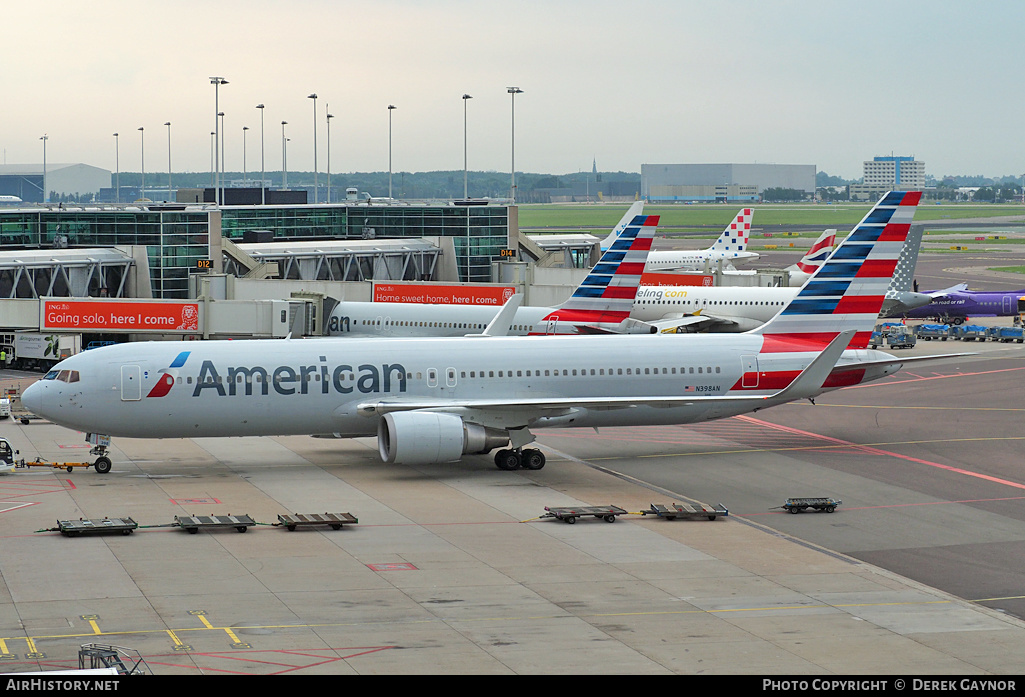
[210,132,216,188]
[209,77,228,203]
[388,104,396,198]
[138,127,145,200]
[326,108,334,204]
[256,104,265,204]
[281,121,288,189]
[507,87,523,203]
[242,126,249,187]
[308,93,318,203]
[218,112,225,199]
[462,94,472,199]
[113,133,119,203]
[40,134,48,204]
[164,121,171,200]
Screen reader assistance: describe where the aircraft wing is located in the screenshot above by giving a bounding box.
[646,313,738,334]
[831,351,975,374]
[927,282,968,299]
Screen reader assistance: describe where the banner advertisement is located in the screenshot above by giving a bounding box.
[42,300,200,332]
[373,283,517,306]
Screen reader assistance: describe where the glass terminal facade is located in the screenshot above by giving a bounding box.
[0,204,511,299]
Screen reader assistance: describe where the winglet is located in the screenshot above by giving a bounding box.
[469,294,523,337]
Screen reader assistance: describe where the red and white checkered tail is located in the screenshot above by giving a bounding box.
[708,208,754,255]
[755,191,922,352]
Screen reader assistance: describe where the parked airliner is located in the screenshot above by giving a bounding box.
[328,213,661,337]
[896,287,1025,324]
[23,191,963,473]
[630,222,932,333]
[598,203,758,271]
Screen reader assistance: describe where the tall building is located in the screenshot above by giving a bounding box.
[849,157,925,200]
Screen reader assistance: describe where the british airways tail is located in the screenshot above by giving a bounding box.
[598,201,645,251]
[753,191,922,350]
[785,228,836,284]
[537,214,659,334]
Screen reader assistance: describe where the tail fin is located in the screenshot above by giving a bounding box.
[754,191,922,350]
[708,208,754,257]
[887,223,924,294]
[599,201,645,250]
[540,214,659,333]
[790,229,837,275]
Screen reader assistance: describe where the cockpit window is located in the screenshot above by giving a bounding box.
[43,370,80,383]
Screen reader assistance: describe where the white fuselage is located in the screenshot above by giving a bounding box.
[23,335,897,441]
[644,250,758,272]
[633,285,799,332]
[327,301,555,337]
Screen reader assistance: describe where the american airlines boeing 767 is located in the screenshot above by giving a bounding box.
[22,191,960,473]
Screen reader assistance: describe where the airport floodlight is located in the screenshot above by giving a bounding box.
[113,133,120,203]
[40,134,48,204]
[388,105,397,198]
[309,94,318,203]
[462,94,473,199]
[209,77,228,204]
[138,127,144,200]
[164,122,172,197]
[326,109,334,203]
[281,121,289,189]
[506,87,523,203]
[256,104,266,204]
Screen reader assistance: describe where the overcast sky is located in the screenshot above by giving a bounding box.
[3,0,1022,181]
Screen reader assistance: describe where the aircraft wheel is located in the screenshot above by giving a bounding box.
[94,457,112,474]
[521,449,546,470]
[494,449,521,471]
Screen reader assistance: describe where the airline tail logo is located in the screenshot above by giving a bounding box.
[550,214,658,326]
[757,191,921,351]
[146,351,191,398]
[710,208,753,255]
[796,230,837,274]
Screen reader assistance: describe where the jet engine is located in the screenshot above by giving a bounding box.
[378,411,509,465]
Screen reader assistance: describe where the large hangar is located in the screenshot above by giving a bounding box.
[0,164,111,202]
[642,163,815,202]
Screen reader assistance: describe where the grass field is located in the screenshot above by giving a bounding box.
[518,202,1025,230]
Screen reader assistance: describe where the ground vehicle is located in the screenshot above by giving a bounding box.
[869,322,916,349]
[915,324,952,341]
[987,326,1025,343]
[12,333,82,372]
[954,324,988,341]
[0,398,9,419]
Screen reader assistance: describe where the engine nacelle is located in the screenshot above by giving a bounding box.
[378,412,509,465]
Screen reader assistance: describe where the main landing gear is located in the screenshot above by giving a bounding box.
[494,447,546,471]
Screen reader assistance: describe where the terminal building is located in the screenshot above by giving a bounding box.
[641,163,816,202]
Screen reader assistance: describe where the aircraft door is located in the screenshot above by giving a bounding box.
[1002,295,1012,314]
[445,368,457,388]
[121,365,142,401]
[741,355,759,389]
[427,368,438,388]
[545,315,559,335]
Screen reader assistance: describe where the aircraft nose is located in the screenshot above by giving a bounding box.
[21,382,42,415]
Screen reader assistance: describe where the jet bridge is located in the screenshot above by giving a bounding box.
[223,239,441,282]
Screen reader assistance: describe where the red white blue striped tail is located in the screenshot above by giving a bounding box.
[544,215,658,326]
[754,191,921,352]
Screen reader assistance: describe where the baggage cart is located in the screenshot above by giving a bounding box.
[277,512,358,531]
[775,497,842,514]
[541,505,627,524]
[57,517,138,537]
[644,502,728,521]
[175,514,255,534]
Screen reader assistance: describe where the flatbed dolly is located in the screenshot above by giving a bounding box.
[16,457,99,472]
[644,502,729,521]
[277,512,358,531]
[175,514,255,534]
[542,505,628,524]
[56,517,138,537]
[775,497,842,514]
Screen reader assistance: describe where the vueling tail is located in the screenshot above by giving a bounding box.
[754,191,922,351]
[598,201,645,251]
